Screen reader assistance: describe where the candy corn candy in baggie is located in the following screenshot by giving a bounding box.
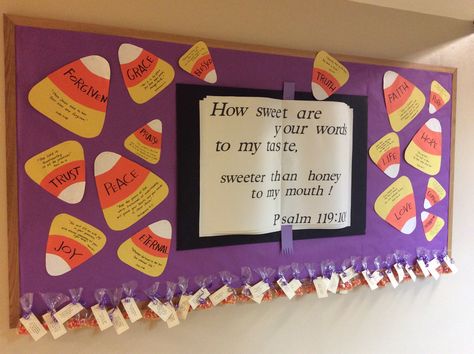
[124,119,163,164]
[118,43,175,104]
[405,118,442,176]
[369,132,400,178]
[424,177,446,209]
[179,41,217,83]
[28,55,110,138]
[374,176,416,235]
[421,211,445,241]
[311,51,349,100]
[383,71,425,132]
[429,80,451,114]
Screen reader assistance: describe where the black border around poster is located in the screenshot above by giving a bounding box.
[177,84,368,250]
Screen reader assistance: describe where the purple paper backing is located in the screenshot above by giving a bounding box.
[14,26,452,313]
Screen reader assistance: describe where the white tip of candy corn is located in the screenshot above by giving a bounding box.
[383,71,398,89]
[401,217,416,234]
[384,164,400,179]
[421,211,429,222]
[149,220,172,239]
[57,182,86,204]
[118,43,143,65]
[311,82,329,101]
[429,103,437,114]
[80,55,110,79]
[426,118,442,132]
[204,70,217,84]
[424,199,432,209]
[94,151,121,176]
[46,254,71,276]
[147,119,162,132]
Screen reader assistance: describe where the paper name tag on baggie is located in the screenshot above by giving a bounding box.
[209,285,233,306]
[121,298,142,323]
[277,278,296,300]
[91,304,113,331]
[313,277,329,298]
[188,288,211,310]
[20,314,48,341]
[111,309,129,335]
[147,300,173,321]
[54,302,84,323]
[42,312,67,339]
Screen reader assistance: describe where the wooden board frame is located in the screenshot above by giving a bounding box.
[3,14,457,328]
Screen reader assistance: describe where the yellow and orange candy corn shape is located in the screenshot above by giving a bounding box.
[94,152,169,231]
[311,51,349,101]
[421,211,445,241]
[369,132,400,178]
[429,80,451,114]
[24,141,86,204]
[374,176,416,235]
[46,213,106,276]
[179,41,217,84]
[118,43,175,104]
[383,71,425,132]
[117,220,172,277]
[405,118,442,176]
[29,55,110,138]
[424,177,446,209]
[124,119,162,164]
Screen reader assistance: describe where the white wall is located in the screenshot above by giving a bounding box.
[1,1,473,353]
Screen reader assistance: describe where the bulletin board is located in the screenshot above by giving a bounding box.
[5,15,456,328]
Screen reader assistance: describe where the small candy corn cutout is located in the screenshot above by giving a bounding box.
[421,211,445,241]
[405,118,442,176]
[369,132,400,178]
[383,71,426,132]
[424,177,446,209]
[179,41,217,83]
[124,119,162,164]
[118,43,175,104]
[24,141,86,204]
[374,176,416,234]
[117,220,172,277]
[429,80,451,114]
[46,213,106,276]
[312,51,349,100]
[28,55,110,138]
[94,152,169,231]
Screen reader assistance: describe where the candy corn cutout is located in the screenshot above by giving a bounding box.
[369,132,400,178]
[312,51,349,100]
[24,141,85,204]
[46,214,106,276]
[117,220,172,277]
[118,43,175,104]
[421,211,445,241]
[405,118,442,175]
[124,119,162,164]
[179,41,217,83]
[383,71,425,132]
[424,177,446,209]
[94,152,169,231]
[429,80,450,114]
[28,55,110,138]
[374,176,416,235]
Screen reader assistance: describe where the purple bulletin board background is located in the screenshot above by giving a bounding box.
[13,24,453,314]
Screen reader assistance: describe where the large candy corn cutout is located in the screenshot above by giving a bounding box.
[124,119,162,164]
[117,220,172,277]
[421,211,445,241]
[28,56,110,138]
[24,141,85,204]
[312,51,349,100]
[94,152,169,231]
[46,214,106,276]
[424,177,446,209]
[405,118,442,175]
[369,132,400,178]
[179,41,217,84]
[374,176,416,234]
[118,43,175,104]
[383,71,425,132]
[429,80,451,114]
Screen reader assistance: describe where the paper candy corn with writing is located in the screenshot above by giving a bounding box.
[119,43,175,104]
[383,71,425,132]
[374,176,416,234]
[429,80,451,114]
[28,55,110,138]
[312,51,349,100]
[24,141,85,204]
[421,211,445,241]
[179,41,217,83]
[405,118,442,176]
[46,214,106,276]
[424,177,446,209]
[124,119,162,164]
[369,132,400,178]
[94,152,169,231]
[117,220,172,277]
